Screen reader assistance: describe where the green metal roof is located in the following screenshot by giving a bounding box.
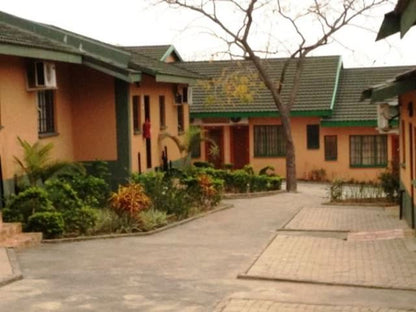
[181,55,342,117]
[124,45,183,62]
[377,0,416,40]
[0,11,198,83]
[322,66,413,126]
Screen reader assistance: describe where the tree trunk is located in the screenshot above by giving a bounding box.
[281,110,297,192]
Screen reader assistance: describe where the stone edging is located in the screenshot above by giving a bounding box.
[42,203,234,244]
[0,248,23,288]
[223,190,284,200]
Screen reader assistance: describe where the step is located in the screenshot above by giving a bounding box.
[0,232,42,249]
[0,223,22,240]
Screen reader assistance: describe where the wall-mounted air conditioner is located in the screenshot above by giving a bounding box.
[27,61,57,90]
[377,102,398,133]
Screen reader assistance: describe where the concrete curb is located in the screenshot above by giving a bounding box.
[223,190,284,200]
[0,248,23,288]
[237,273,416,292]
[42,203,234,244]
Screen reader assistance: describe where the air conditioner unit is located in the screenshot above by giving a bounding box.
[377,102,398,133]
[27,61,57,90]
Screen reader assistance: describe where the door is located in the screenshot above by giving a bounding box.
[206,127,224,168]
[144,95,152,169]
[231,126,249,169]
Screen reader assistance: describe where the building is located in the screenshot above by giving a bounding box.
[180,57,413,182]
[0,11,199,200]
[362,0,416,228]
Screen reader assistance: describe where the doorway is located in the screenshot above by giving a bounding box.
[144,95,152,169]
[231,126,249,169]
[205,127,224,168]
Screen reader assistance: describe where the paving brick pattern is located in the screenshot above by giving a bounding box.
[215,298,416,312]
[245,235,416,290]
[284,208,409,231]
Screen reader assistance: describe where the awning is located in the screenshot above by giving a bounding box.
[362,68,416,102]
[376,0,416,40]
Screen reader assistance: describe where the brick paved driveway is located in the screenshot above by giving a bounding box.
[215,298,415,312]
[242,235,416,290]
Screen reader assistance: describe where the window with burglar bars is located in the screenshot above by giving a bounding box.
[177,104,184,134]
[132,95,141,134]
[324,135,337,161]
[254,125,286,157]
[38,90,55,134]
[159,95,166,129]
[350,135,387,167]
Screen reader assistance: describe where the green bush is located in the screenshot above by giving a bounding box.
[329,179,344,202]
[193,161,214,168]
[379,170,399,202]
[45,179,83,211]
[3,187,53,226]
[250,175,269,192]
[68,175,110,208]
[27,211,64,239]
[92,208,141,234]
[267,176,282,190]
[139,209,168,231]
[62,206,98,235]
[229,170,251,193]
[132,171,192,219]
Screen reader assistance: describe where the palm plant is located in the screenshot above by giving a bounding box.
[14,137,84,188]
[159,126,218,169]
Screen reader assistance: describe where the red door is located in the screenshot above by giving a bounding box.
[206,127,224,168]
[231,126,249,169]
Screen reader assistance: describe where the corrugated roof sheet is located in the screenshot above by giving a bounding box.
[181,56,341,114]
[125,45,174,61]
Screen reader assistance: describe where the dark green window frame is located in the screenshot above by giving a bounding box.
[324,135,337,161]
[307,124,320,149]
[350,135,387,167]
[254,125,286,157]
[132,95,141,134]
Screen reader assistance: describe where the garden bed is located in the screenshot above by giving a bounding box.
[42,203,233,244]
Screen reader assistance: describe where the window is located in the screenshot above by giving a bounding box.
[38,90,55,134]
[350,135,387,167]
[324,136,337,161]
[177,104,184,134]
[159,96,166,129]
[307,125,320,149]
[254,125,286,157]
[132,95,141,134]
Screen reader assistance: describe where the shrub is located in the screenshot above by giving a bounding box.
[111,183,151,219]
[2,187,53,226]
[250,175,269,192]
[69,175,110,208]
[230,170,251,193]
[133,171,192,219]
[379,170,399,203]
[193,161,214,168]
[62,206,98,235]
[139,209,168,231]
[27,211,64,239]
[259,165,275,176]
[44,179,83,211]
[92,208,141,234]
[329,179,344,202]
[267,176,282,190]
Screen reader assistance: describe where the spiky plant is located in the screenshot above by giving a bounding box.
[14,137,84,188]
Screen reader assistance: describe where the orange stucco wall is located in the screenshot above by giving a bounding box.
[69,65,117,161]
[195,116,394,182]
[0,55,39,181]
[0,56,118,189]
[130,75,189,172]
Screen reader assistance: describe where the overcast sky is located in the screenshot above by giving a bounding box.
[0,0,415,68]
